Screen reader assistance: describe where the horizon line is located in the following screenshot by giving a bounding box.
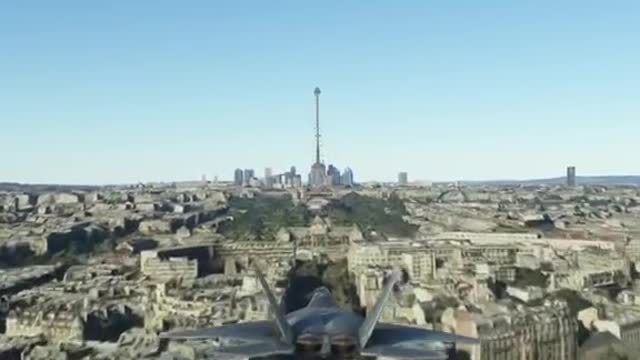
[2,173,640,187]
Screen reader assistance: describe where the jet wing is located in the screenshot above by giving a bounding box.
[368,323,479,346]
[207,340,295,358]
[160,320,277,341]
[361,344,448,360]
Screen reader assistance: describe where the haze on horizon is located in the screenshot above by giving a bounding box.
[1,1,638,185]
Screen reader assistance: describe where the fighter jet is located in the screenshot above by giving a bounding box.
[161,268,478,359]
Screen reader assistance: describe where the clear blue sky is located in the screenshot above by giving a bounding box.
[1,1,638,184]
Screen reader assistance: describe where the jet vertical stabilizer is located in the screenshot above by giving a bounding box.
[358,270,403,348]
[254,265,294,344]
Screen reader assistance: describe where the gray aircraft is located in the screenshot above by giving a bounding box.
[161,268,478,359]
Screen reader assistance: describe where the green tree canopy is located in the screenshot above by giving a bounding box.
[323,193,417,238]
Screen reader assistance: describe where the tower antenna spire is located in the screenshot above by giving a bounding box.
[314,87,321,164]
[308,87,327,189]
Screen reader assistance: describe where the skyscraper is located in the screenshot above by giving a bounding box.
[309,87,328,188]
[243,169,255,186]
[398,172,408,186]
[567,166,576,186]
[284,166,296,187]
[342,167,354,187]
[327,164,341,186]
[273,174,283,186]
[264,167,273,188]
[233,168,244,186]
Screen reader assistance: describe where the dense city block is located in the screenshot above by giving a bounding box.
[0,181,638,359]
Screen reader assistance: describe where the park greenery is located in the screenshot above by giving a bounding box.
[219,196,309,241]
[218,193,418,241]
[322,193,418,238]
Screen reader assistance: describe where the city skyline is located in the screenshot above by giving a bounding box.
[2,1,639,184]
[4,161,640,187]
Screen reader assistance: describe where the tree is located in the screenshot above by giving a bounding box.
[513,267,549,288]
[250,216,266,241]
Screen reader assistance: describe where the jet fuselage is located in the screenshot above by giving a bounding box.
[286,288,363,357]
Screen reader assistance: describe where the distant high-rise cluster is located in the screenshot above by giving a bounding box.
[308,163,354,188]
[285,167,303,188]
[233,168,257,186]
[283,166,302,187]
[270,166,302,188]
[398,172,408,186]
[232,166,301,188]
[567,166,576,187]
